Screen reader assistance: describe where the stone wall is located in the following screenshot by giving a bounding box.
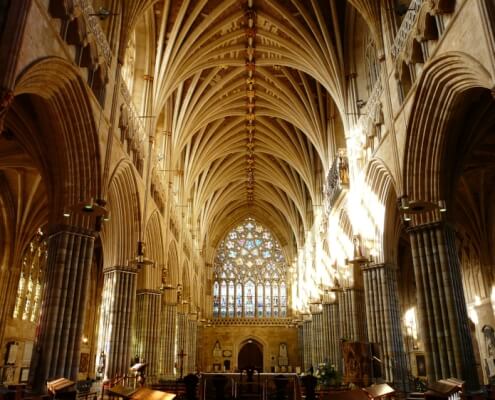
[198,325,300,373]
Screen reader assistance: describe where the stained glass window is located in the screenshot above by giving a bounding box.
[13,228,47,322]
[220,281,227,317]
[212,218,288,318]
[228,281,235,317]
[213,282,220,316]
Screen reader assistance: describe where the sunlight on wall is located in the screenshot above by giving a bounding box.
[290,123,389,317]
[404,307,418,340]
[96,273,117,380]
[348,176,385,262]
[468,306,479,325]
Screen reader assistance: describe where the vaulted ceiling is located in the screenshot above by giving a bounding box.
[121,0,380,255]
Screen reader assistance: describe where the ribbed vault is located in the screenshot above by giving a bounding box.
[126,0,374,258]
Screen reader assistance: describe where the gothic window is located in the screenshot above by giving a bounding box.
[121,30,136,94]
[365,35,380,95]
[212,218,288,318]
[13,228,47,323]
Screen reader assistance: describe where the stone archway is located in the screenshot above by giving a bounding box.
[238,339,263,372]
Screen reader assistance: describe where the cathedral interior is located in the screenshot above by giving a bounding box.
[1,0,495,396]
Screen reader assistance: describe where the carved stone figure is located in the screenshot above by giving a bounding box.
[118,103,129,142]
[213,340,222,358]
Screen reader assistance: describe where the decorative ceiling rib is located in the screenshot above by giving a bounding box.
[138,0,354,254]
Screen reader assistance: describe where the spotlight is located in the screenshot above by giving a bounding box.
[438,200,447,213]
[63,211,71,218]
[403,214,411,222]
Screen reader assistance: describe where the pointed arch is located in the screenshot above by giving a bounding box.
[145,210,165,266]
[101,160,141,267]
[362,159,398,263]
[13,57,102,224]
[403,52,492,206]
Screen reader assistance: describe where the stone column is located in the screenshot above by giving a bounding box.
[323,302,342,372]
[297,324,305,371]
[30,225,95,391]
[186,319,198,373]
[0,0,31,133]
[337,288,367,342]
[98,265,137,379]
[362,263,408,390]
[409,222,478,388]
[135,290,161,376]
[160,303,177,378]
[176,312,188,377]
[321,304,330,362]
[311,311,324,366]
[302,319,313,370]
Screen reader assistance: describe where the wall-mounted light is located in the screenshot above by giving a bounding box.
[89,7,119,21]
[356,99,367,108]
[400,196,410,210]
[438,200,447,213]
[82,336,89,344]
[69,198,108,217]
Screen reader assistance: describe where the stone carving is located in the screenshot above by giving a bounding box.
[324,150,349,211]
[213,340,222,358]
[483,325,495,377]
[119,103,129,142]
[0,88,14,134]
[278,342,288,366]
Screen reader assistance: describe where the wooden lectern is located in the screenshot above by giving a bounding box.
[107,385,176,400]
[363,384,395,400]
[46,378,76,400]
[425,378,464,400]
[329,389,370,400]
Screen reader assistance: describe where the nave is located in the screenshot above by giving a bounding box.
[1,1,495,399]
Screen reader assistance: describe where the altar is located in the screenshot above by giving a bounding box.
[201,373,299,400]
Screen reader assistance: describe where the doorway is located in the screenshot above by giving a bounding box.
[238,340,263,372]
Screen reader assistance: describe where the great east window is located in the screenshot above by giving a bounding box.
[212,218,288,319]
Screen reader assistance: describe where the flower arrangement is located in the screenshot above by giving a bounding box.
[315,362,340,387]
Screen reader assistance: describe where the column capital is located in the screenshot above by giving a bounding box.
[104,265,138,274]
[137,289,161,296]
[46,223,96,238]
[406,219,456,233]
[361,262,396,272]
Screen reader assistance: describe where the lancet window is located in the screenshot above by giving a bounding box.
[213,218,288,318]
[13,228,47,322]
[365,35,380,94]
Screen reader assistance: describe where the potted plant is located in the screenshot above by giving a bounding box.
[315,362,340,388]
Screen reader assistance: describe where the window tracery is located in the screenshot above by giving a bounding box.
[365,35,380,95]
[121,30,136,94]
[13,228,47,323]
[213,218,287,318]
